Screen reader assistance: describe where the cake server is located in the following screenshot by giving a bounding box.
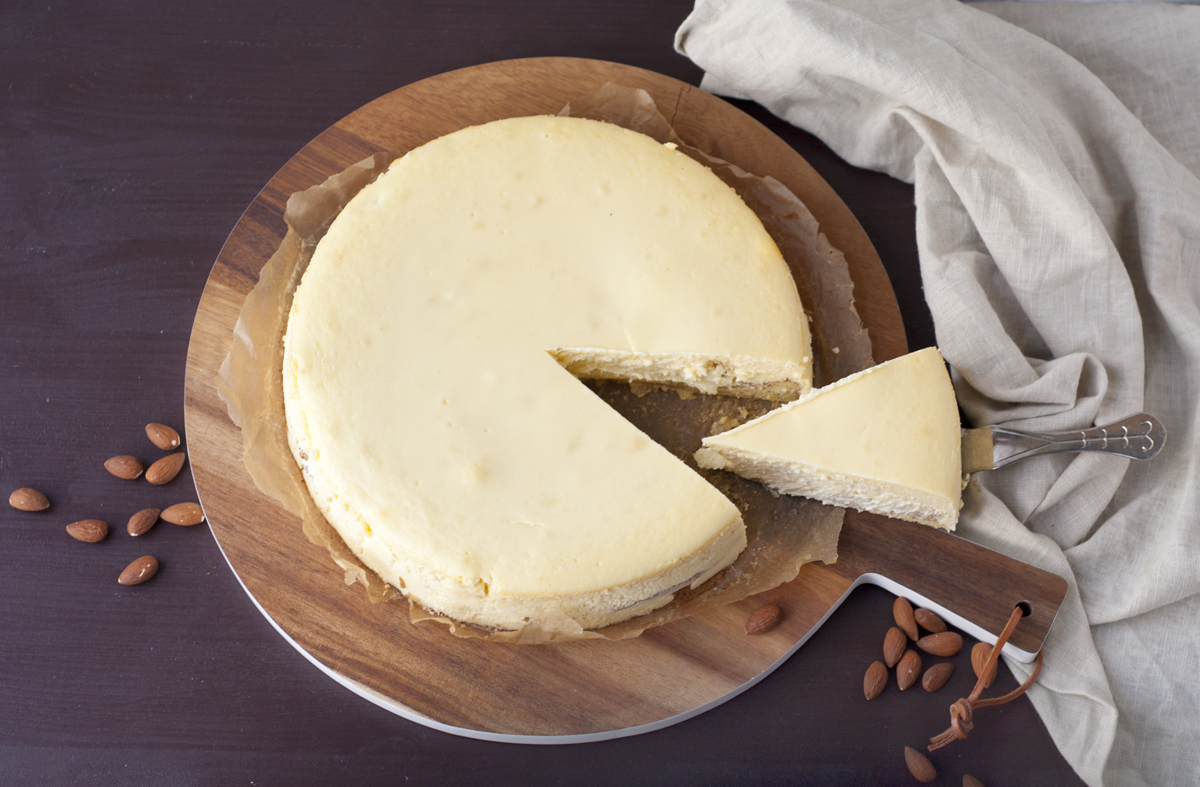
[961,413,1166,473]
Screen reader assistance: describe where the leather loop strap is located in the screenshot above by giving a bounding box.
[928,606,1044,752]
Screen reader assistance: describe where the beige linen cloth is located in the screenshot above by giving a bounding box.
[676,2,1200,785]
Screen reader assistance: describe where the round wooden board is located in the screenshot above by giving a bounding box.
[183,58,907,740]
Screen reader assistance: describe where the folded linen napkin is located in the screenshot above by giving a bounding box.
[676,2,1200,785]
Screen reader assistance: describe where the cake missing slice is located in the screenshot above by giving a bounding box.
[282,115,814,632]
[695,347,964,530]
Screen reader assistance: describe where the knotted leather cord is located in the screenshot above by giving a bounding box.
[928,605,1045,751]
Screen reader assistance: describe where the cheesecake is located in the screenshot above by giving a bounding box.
[695,348,963,529]
[282,115,813,630]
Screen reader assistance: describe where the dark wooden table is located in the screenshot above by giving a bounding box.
[0,2,1085,784]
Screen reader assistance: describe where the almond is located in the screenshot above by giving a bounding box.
[971,642,998,689]
[893,596,919,641]
[118,555,159,585]
[883,626,906,668]
[896,649,922,690]
[66,519,108,543]
[917,631,963,657]
[922,662,954,692]
[104,455,143,480]
[963,775,986,787]
[9,487,50,511]
[145,452,186,485]
[904,746,937,783]
[162,502,204,526]
[745,602,781,635]
[145,422,181,450]
[914,607,947,634]
[127,508,161,537]
[864,660,887,700]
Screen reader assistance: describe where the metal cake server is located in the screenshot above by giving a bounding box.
[962,413,1166,474]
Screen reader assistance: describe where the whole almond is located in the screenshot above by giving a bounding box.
[971,642,998,689]
[145,452,186,485]
[883,626,906,668]
[127,507,161,537]
[904,747,937,783]
[162,502,204,526]
[864,660,887,700]
[922,662,954,692]
[917,631,963,657]
[104,455,143,480]
[118,555,159,585]
[893,596,919,641]
[9,487,50,511]
[896,649,922,690]
[145,422,181,450]
[914,607,947,634]
[66,519,108,543]
[963,776,986,787]
[745,602,781,635]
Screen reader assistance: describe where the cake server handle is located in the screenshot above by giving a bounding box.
[961,413,1166,473]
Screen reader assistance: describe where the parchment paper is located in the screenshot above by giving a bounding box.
[217,83,874,643]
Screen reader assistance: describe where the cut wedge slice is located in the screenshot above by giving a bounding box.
[696,348,963,530]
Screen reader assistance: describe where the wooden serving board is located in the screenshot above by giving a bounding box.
[184,58,1067,740]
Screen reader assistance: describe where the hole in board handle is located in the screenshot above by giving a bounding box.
[1016,600,1032,617]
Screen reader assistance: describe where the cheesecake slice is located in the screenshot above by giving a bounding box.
[695,348,963,529]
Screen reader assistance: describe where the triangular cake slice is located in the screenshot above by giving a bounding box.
[695,347,963,530]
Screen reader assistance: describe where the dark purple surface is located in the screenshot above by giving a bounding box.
[1,1,1078,784]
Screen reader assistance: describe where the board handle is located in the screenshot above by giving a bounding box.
[823,512,1067,660]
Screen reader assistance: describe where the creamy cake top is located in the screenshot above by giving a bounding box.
[283,115,810,601]
[700,347,962,505]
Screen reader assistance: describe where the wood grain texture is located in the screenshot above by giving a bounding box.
[184,58,1064,737]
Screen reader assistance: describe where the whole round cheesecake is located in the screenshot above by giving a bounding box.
[282,115,812,631]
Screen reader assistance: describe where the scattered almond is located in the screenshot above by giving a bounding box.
[745,602,781,635]
[864,660,888,700]
[904,746,937,783]
[145,452,186,485]
[9,487,50,511]
[66,519,108,543]
[971,642,998,689]
[118,555,159,585]
[917,631,963,657]
[884,626,906,668]
[922,662,954,692]
[104,455,144,480]
[914,607,947,634]
[145,422,181,450]
[896,649,922,691]
[127,508,161,537]
[963,775,986,787]
[162,502,204,526]
[893,596,919,641]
